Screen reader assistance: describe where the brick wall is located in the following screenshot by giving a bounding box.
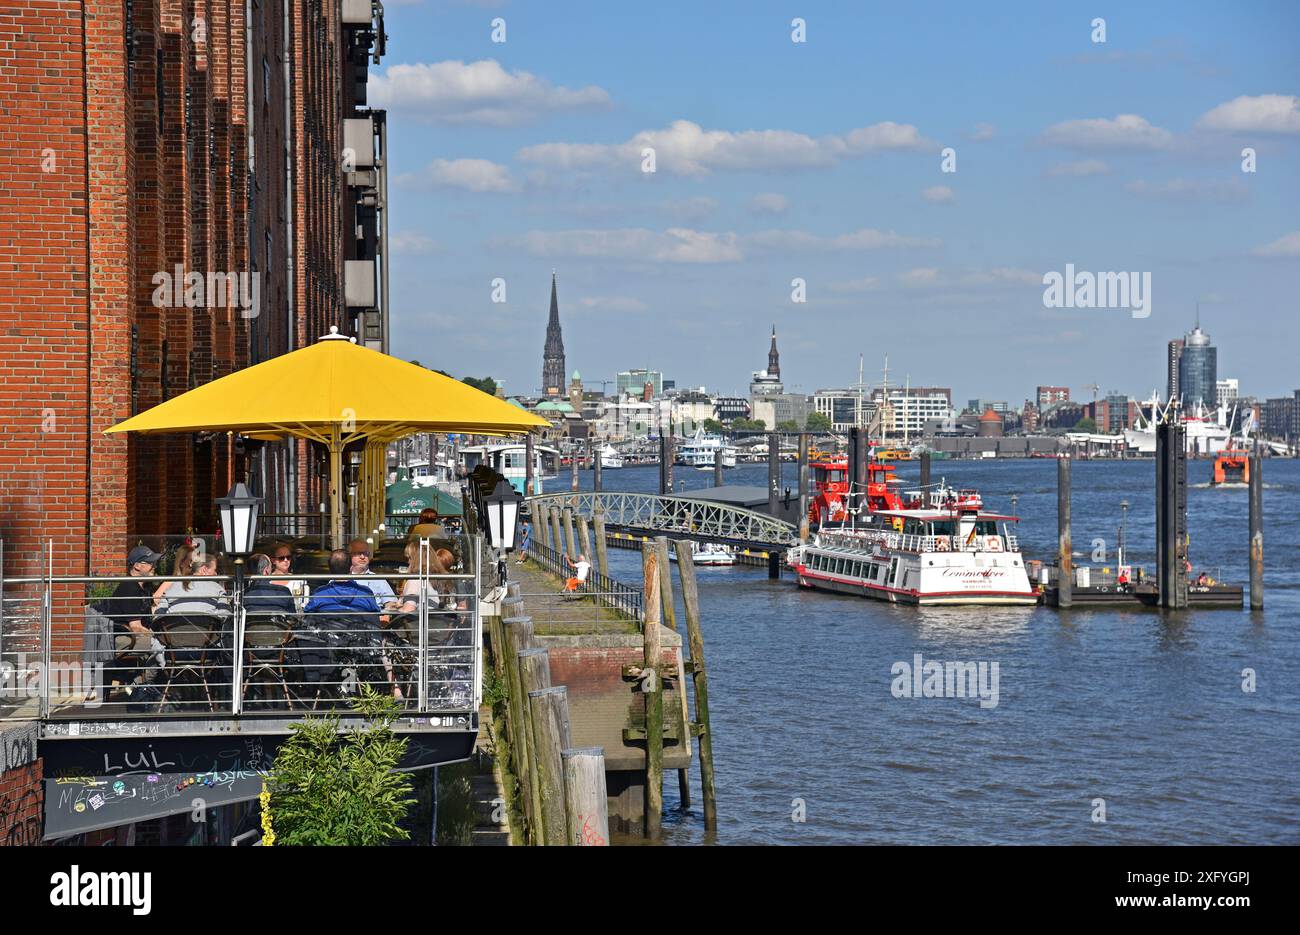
[0,724,42,847]
[0,0,343,577]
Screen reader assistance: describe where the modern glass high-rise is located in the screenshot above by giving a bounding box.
[1178,324,1217,409]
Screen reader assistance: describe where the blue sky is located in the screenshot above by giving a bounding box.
[377,0,1299,405]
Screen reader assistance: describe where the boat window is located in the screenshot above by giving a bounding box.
[975,520,998,535]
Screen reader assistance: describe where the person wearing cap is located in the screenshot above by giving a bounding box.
[97,544,165,692]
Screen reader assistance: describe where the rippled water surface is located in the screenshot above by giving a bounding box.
[567,458,1300,845]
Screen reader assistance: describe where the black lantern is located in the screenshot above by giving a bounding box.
[216,483,262,557]
[484,479,521,553]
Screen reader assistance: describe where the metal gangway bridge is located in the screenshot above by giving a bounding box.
[527,491,799,569]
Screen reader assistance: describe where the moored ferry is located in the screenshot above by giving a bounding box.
[677,431,737,469]
[787,504,1037,605]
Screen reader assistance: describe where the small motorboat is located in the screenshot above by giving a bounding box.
[1210,449,1250,485]
[668,541,737,566]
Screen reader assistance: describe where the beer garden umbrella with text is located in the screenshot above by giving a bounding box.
[106,328,549,546]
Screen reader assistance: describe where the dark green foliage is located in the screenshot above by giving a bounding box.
[267,686,416,846]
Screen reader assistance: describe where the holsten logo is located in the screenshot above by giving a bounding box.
[890,652,1000,709]
[151,264,260,318]
[50,866,152,916]
[1042,264,1151,319]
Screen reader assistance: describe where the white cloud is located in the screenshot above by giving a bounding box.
[1039,114,1173,151]
[397,157,517,193]
[892,267,1041,289]
[510,228,743,264]
[665,196,719,223]
[576,295,649,313]
[518,118,934,176]
[970,123,996,141]
[961,267,1040,286]
[1252,232,1300,257]
[749,192,790,216]
[1196,94,1300,134]
[827,276,880,294]
[922,185,954,203]
[1124,178,1248,203]
[1044,159,1110,178]
[503,225,940,264]
[388,230,442,255]
[747,228,942,251]
[899,267,940,285]
[368,60,611,126]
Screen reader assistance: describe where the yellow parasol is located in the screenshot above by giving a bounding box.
[106,328,548,546]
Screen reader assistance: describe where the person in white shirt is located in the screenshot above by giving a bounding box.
[564,553,591,594]
[349,539,396,604]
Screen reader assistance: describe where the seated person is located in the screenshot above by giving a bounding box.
[564,553,592,593]
[304,548,381,638]
[267,543,310,612]
[155,551,230,619]
[97,545,166,694]
[407,507,446,540]
[244,553,298,617]
[348,538,396,605]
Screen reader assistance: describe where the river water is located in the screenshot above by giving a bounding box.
[562,457,1300,845]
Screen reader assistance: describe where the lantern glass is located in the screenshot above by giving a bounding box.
[216,483,262,555]
[485,480,520,552]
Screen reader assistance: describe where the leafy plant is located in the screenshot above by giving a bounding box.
[266,686,415,845]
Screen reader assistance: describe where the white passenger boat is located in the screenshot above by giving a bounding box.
[786,503,1037,605]
[668,541,737,566]
[599,444,624,469]
[677,431,736,469]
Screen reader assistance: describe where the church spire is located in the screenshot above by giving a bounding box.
[767,324,780,380]
[542,272,566,397]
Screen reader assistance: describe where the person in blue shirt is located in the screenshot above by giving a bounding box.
[516,519,531,564]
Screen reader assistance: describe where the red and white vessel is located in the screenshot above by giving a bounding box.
[786,501,1037,606]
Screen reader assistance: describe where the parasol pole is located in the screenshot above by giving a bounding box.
[330,422,344,549]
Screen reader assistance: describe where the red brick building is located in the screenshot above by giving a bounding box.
[0,0,387,578]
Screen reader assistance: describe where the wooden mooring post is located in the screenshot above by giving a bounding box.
[502,617,537,840]
[578,514,594,566]
[655,536,691,810]
[592,440,603,492]
[1057,456,1072,608]
[1156,422,1188,610]
[920,449,932,508]
[673,537,717,834]
[797,434,809,542]
[641,544,664,839]
[593,505,610,579]
[562,747,610,846]
[517,647,551,842]
[1249,451,1264,610]
[528,686,572,847]
[713,448,724,487]
[549,506,565,561]
[562,506,577,559]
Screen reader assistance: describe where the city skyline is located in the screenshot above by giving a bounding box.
[381,1,1299,401]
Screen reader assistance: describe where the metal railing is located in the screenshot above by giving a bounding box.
[817,530,1020,554]
[528,490,798,547]
[0,540,482,721]
[524,539,644,625]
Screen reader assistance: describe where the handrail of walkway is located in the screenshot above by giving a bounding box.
[526,490,798,547]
